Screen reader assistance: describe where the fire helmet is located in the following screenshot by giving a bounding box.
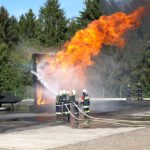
[82,89,87,94]
[62,90,66,95]
[72,89,76,95]
[137,82,141,86]
[59,90,62,95]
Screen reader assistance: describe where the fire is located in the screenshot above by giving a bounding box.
[37,86,49,105]
[55,7,145,66]
[37,7,145,105]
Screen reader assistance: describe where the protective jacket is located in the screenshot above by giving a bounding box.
[137,87,143,97]
[81,93,90,113]
[70,94,79,117]
[62,94,70,114]
[126,87,131,97]
[56,95,62,115]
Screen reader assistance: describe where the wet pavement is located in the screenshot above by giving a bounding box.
[0,113,59,133]
[1,99,150,134]
[0,106,150,150]
[1,106,150,133]
[0,100,150,150]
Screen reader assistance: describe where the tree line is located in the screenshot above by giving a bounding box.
[0,0,149,97]
[0,0,102,97]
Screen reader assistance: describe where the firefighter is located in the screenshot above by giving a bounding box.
[126,85,131,101]
[70,90,79,118]
[62,90,70,122]
[56,91,62,122]
[136,83,143,100]
[81,89,90,120]
[66,90,71,122]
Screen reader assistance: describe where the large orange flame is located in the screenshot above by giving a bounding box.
[56,7,145,66]
[37,7,145,104]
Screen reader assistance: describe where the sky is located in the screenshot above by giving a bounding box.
[0,0,85,19]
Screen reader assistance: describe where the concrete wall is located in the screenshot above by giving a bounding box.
[91,99,150,112]
[13,98,150,113]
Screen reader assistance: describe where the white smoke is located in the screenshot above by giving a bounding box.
[31,70,57,96]
[31,55,86,99]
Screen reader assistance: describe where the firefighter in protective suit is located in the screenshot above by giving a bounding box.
[56,91,62,122]
[126,85,131,101]
[81,89,90,120]
[66,91,70,122]
[136,83,143,100]
[62,90,70,122]
[70,90,79,118]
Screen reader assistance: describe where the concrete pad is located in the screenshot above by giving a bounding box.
[50,127,150,150]
[0,113,53,120]
[0,124,143,150]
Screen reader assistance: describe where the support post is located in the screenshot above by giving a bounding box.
[11,103,14,112]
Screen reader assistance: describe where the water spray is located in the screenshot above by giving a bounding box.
[31,70,57,96]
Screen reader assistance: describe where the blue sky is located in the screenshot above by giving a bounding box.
[0,0,85,19]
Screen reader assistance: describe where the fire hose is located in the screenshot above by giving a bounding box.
[72,102,103,120]
[64,104,86,121]
[72,102,131,126]
[72,101,120,122]
[72,102,149,127]
[65,103,111,123]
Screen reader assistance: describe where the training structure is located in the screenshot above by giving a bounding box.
[32,53,55,112]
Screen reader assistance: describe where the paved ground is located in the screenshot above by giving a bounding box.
[0,124,144,150]
[51,127,150,150]
[0,113,57,133]
[1,102,150,150]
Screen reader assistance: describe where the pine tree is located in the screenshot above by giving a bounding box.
[37,0,67,46]
[19,9,36,38]
[131,49,150,97]
[0,6,19,47]
[77,0,103,28]
[18,15,26,37]
[65,17,79,40]
[0,42,21,94]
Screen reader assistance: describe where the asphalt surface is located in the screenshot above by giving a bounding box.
[0,113,58,133]
[0,106,150,133]
[1,100,150,150]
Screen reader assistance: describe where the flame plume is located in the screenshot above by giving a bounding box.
[37,7,145,99]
